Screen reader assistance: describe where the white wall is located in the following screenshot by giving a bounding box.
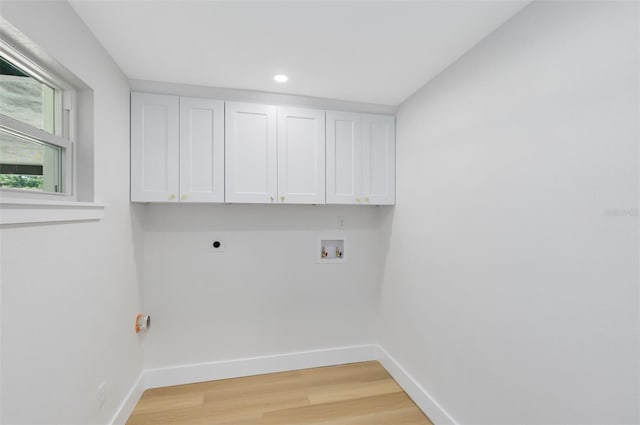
[379,2,639,424]
[142,204,389,369]
[0,2,143,424]
[2,1,637,424]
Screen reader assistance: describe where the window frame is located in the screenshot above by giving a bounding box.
[0,38,76,201]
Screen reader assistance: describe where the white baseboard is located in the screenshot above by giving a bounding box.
[109,372,145,425]
[109,344,456,425]
[376,345,458,425]
[109,344,378,424]
[144,344,378,389]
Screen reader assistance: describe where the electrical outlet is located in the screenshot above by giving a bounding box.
[208,239,225,253]
[97,382,106,409]
[337,216,345,229]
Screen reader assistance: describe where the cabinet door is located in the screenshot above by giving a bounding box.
[277,107,325,204]
[179,97,224,203]
[362,114,395,205]
[326,111,362,204]
[225,102,277,203]
[131,92,179,202]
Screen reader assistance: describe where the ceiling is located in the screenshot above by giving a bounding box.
[70,1,530,106]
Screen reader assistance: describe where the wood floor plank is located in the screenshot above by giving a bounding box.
[307,378,403,404]
[262,392,418,425]
[127,407,263,425]
[131,391,205,415]
[126,361,432,425]
[312,407,432,425]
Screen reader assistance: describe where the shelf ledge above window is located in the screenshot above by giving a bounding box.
[0,198,105,225]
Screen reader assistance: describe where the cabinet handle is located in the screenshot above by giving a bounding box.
[280,196,285,202]
[169,193,176,201]
[270,196,275,203]
[355,197,361,203]
[364,197,369,203]
[181,194,187,201]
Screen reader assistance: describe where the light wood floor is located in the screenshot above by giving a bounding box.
[126,361,432,425]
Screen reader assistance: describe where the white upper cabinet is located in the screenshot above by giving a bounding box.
[277,107,325,204]
[179,97,224,203]
[225,102,278,203]
[225,103,325,204]
[131,92,224,203]
[131,92,179,202]
[326,112,395,205]
[362,113,395,205]
[132,92,395,206]
[326,111,362,204]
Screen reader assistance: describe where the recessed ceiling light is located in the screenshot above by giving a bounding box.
[274,74,288,83]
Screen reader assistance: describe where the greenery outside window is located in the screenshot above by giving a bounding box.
[0,41,73,197]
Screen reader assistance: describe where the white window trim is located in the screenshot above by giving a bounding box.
[0,20,103,224]
[0,198,105,225]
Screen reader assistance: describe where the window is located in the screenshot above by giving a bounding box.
[0,40,73,197]
[0,18,102,224]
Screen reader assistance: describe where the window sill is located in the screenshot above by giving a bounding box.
[0,198,105,225]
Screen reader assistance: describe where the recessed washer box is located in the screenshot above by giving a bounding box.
[318,238,346,263]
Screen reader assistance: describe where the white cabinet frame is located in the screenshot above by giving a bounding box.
[132,93,395,206]
[326,111,362,204]
[131,93,179,202]
[362,113,395,205]
[326,112,395,205]
[179,97,225,202]
[277,107,325,204]
[225,102,278,203]
[131,93,224,203]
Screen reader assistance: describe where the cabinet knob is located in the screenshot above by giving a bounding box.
[270,196,275,203]
[169,193,176,200]
[280,196,285,202]
[364,197,369,203]
[181,194,187,201]
[355,197,361,203]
